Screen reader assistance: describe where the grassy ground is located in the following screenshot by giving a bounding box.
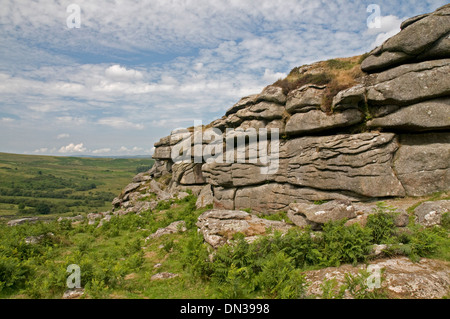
[0,152,154,220]
[0,192,448,299]
[0,153,448,299]
[0,194,216,299]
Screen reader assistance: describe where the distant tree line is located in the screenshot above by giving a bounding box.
[0,188,114,201]
[135,165,153,174]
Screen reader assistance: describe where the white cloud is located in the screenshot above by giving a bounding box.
[57,133,70,139]
[0,0,444,156]
[117,146,146,154]
[92,148,111,154]
[97,117,144,130]
[56,116,87,126]
[105,65,143,81]
[58,143,87,153]
[263,69,287,83]
[366,15,404,48]
[33,147,48,153]
[0,117,14,123]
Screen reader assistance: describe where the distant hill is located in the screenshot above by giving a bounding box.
[0,152,154,220]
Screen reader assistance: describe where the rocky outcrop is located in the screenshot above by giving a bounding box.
[101,6,450,301]
[7,217,39,226]
[361,4,450,73]
[150,5,449,212]
[285,109,364,135]
[414,200,450,227]
[145,221,187,241]
[304,257,450,299]
[287,200,356,230]
[150,272,179,281]
[117,5,449,227]
[287,200,411,230]
[196,210,292,248]
[393,133,450,196]
[367,98,450,131]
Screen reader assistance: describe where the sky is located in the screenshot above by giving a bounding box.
[0,0,447,157]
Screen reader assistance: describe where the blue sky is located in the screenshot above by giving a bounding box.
[0,0,447,156]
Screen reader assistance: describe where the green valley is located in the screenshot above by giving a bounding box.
[0,152,154,221]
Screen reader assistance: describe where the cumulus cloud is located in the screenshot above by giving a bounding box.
[117,146,147,154]
[0,117,14,123]
[263,69,287,83]
[56,116,87,126]
[105,65,143,81]
[33,147,48,153]
[57,133,70,139]
[366,15,404,48]
[97,117,144,130]
[0,0,445,155]
[92,148,111,154]
[58,143,87,153]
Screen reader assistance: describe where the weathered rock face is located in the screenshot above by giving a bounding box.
[196,210,292,248]
[135,5,450,214]
[414,200,450,227]
[367,98,450,131]
[103,7,450,300]
[285,84,326,113]
[284,133,405,198]
[335,59,450,110]
[288,200,356,229]
[304,257,450,299]
[361,4,450,73]
[287,200,411,230]
[393,133,450,196]
[285,109,364,135]
[146,221,187,241]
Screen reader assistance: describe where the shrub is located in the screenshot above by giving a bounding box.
[441,212,450,230]
[408,226,440,260]
[124,251,144,270]
[216,264,253,299]
[0,255,31,292]
[277,228,322,268]
[365,202,398,244]
[155,200,171,211]
[136,164,153,174]
[320,220,373,266]
[35,202,51,215]
[254,251,308,299]
[181,230,214,280]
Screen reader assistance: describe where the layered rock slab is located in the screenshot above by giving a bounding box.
[233,183,361,214]
[367,98,450,131]
[334,59,450,110]
[284,133,405,198]
[196,210,292,248]
[393,132,450,196]
[414,200,450,227]
[304,257,450,299]
[361,4,450,73]
[285,109,364,136]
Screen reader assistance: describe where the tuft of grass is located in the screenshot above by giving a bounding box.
[327,59,357,70]
[273,72,333,96]
[272,55,364,113]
